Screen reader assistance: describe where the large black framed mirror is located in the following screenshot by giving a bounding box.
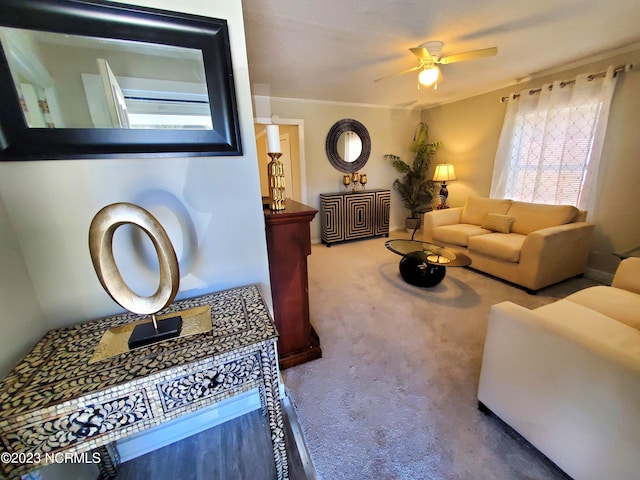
[325,118,371,173]
[0,0,242,160]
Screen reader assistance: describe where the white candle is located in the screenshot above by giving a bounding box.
[266,124,281,153]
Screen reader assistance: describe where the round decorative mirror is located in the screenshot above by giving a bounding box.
[325,118,371,173]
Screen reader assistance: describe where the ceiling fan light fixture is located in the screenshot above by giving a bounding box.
[418,66,439,86]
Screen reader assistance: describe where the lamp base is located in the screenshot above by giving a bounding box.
[128,315,182,349]
[438,182,449,208]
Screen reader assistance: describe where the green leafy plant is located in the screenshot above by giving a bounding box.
[385,123,442,218]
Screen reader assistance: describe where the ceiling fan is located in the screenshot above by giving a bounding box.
[375,41,497,88]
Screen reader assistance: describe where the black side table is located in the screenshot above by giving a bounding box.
[385,239,471,288]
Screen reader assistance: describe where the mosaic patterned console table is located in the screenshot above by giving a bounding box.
[0,285,288,480]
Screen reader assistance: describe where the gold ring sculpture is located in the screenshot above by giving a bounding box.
[89,202,182,348]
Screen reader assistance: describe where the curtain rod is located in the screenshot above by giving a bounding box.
[499,63,633,103]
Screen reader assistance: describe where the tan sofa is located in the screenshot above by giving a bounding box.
[478,257,640,480]
[423,197,595,292]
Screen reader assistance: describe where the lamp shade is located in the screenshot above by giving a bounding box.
[418,66,440,86]
[433,163,457,182]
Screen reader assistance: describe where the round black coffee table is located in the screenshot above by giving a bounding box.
[385,239,471,287]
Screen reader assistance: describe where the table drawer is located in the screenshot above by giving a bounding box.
[157,353,262,413]
[2,390,151,454]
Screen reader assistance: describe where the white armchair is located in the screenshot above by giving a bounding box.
[478,257,640,480]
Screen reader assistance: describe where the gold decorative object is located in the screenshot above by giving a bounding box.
[426,254,451,264]
[90,306,211,363]
[89,202,182,348]
[360,173,368,190]
[342,175,351,191]
[267,152,286,210]
[351,172,359,191]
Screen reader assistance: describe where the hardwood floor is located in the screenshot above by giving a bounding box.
[116,397,314,480]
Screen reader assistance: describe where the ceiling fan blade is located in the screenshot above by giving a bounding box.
[439,47,497,65]
[409,47,431,61]
[374,65,421,83]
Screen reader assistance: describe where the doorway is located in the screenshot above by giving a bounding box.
[254,120,306,204]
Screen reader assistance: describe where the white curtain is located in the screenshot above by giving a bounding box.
[490,66,617,217]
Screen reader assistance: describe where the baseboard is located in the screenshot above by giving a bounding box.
[116,388,261,462]
[584,267,614,285]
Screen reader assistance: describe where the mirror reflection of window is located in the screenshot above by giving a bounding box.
[337,131,363,162]
[0,26,213,130]
[97,58,130,128]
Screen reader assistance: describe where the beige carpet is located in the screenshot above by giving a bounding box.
[283,231,599,480]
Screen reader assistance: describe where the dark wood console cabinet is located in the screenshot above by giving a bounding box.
[264,199,321,369]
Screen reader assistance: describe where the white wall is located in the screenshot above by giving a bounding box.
[0,195,45,376]
[0,0,270,342]
[266,98,425,241]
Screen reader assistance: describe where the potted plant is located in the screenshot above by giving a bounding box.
[385,123,441,230]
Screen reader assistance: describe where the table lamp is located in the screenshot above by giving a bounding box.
[433,163,457,208]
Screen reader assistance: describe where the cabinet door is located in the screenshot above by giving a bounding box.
[375,190,391,235]
[321,194,344,243]
[345,193,375,239]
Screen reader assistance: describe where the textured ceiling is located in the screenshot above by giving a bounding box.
[242,0,640,108]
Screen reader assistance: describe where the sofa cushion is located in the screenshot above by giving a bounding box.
[507,201,578,235]
[481,213,515,233]
[564,286,640,331]
[460,197,512,225]
[432,224,491,247]
[468,233,527,263]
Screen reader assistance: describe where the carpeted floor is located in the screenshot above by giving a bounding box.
[283,231,599,480]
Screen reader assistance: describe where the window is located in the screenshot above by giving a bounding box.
[504,100,602,205]
[490,68,618,215]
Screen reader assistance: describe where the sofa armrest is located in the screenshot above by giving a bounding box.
[612,257,640,294]
[478,301,640,480]
[481,301,640,384]
[518,222,595,289]
[422,207,462,242]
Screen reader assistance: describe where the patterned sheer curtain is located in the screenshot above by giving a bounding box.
[490,66,617,218]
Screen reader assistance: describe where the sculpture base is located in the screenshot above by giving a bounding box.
[128,316,182,349]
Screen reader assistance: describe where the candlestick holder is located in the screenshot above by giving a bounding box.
[267,152,286,211]
[351,172,359,192]
[359,173,367,190]
[342,175,351,191]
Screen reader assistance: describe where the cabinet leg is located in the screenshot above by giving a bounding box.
[260,342,289,480]
[94,443,120,480]
[259,382,268,416]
